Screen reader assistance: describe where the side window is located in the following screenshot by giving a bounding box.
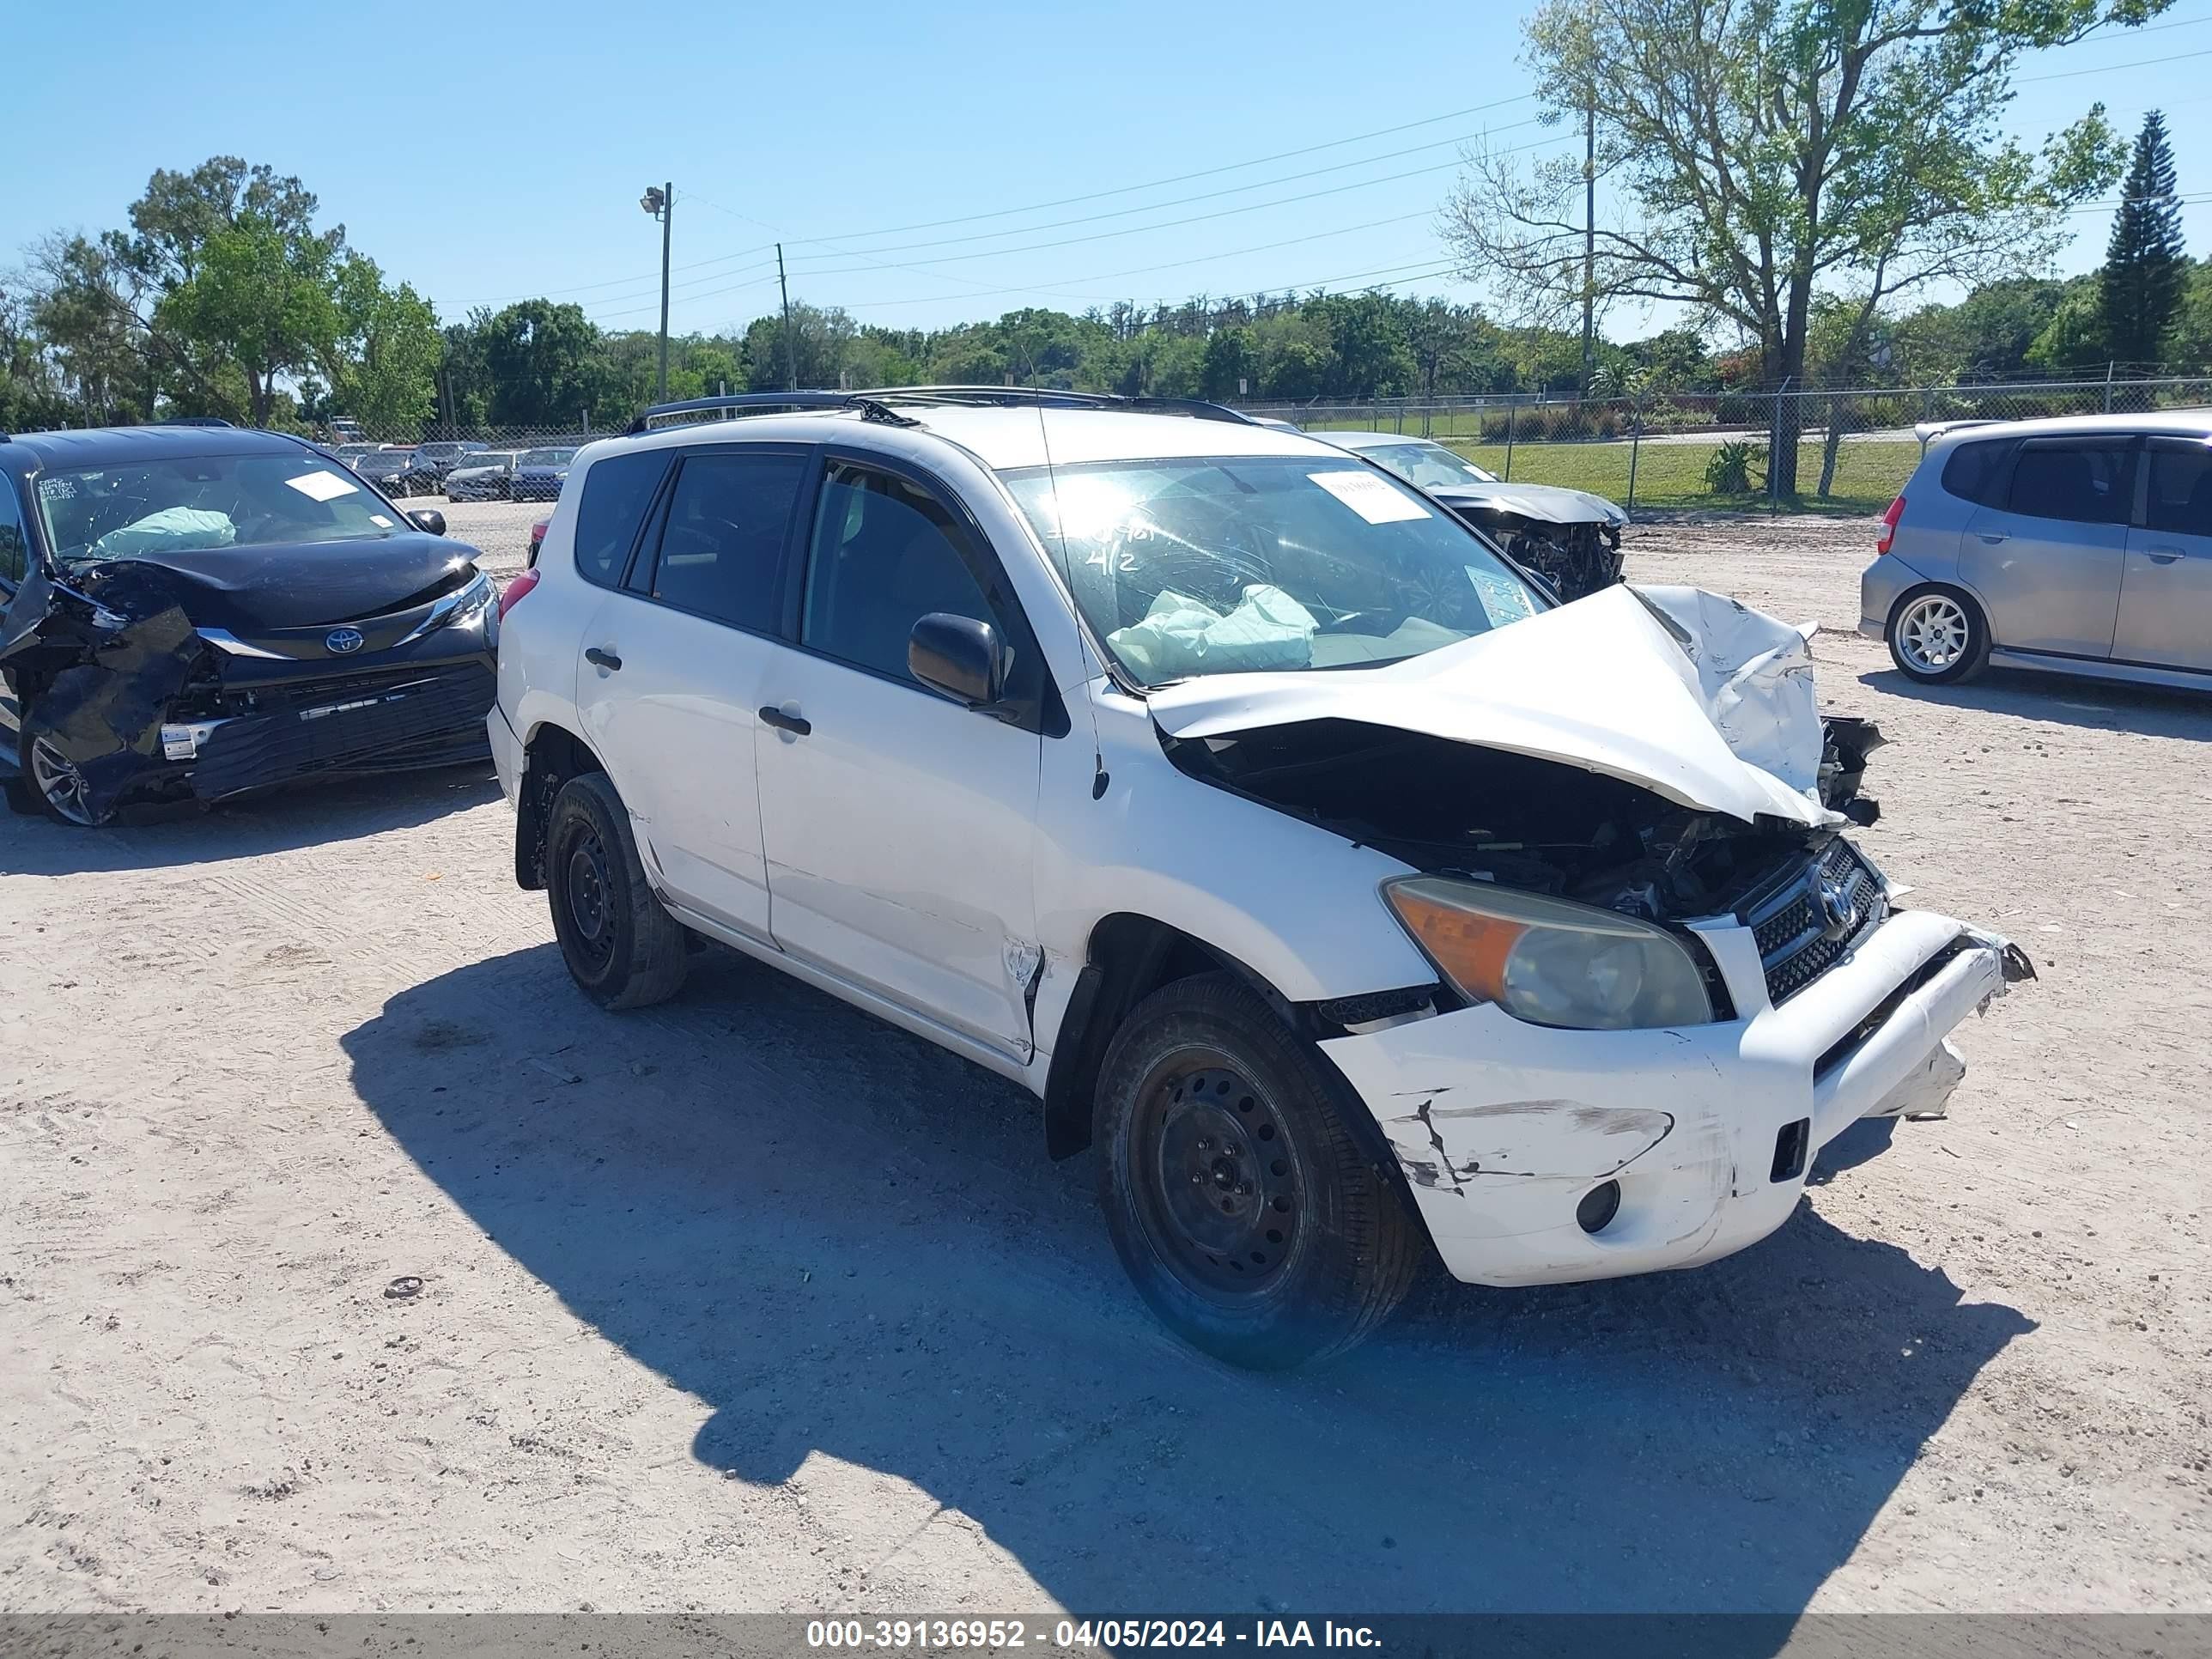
[2003,439,2135,526]
[2145,440,2212,537]
[640,450,806,630]
[573,449,672,587]
[1940,439,2015,507]
[801,462,995,687]
[0,477,26,586]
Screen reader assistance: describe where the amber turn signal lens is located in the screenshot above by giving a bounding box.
[1383,884,1527,1004]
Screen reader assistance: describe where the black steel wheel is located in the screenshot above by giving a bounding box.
[544,771,689,1009]
[1096,971,1422,1369]
[1128,1060,1305,1297]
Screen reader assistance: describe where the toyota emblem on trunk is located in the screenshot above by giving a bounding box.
[325,627,365,654]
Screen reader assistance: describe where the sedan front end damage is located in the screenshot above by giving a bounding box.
[3,555,495,824]
[1,427,499,826]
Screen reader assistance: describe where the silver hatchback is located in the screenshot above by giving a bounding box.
[1861,411,2212,693]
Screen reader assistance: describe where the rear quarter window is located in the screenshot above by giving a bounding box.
[1939,439,2016,507]
[573,449,672,587]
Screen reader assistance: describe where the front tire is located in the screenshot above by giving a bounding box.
[1887,586,1990,684]
[18,712,112,827]
[545,772,688,1008]
[1095,971,1421,1369]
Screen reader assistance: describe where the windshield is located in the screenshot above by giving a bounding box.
[521,448,577,465]
[1346,439,1498,489]
[1000,455,1544,686]
[34,454,406,565]
[458,453,513,469]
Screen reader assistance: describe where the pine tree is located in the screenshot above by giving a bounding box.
[2100,111,2185,369]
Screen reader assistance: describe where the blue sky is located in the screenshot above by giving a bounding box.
[3,0,2209,343]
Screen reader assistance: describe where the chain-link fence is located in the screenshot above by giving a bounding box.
[1240,374,2212,515]
[318,374,2212,514]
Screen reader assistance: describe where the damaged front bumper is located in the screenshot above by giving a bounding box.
[1320,908,2032,1288]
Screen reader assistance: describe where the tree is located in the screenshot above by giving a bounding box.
[2100,110,2185,368]
[2028,276,2108,372]
[159,216,343,426]
[477,300,601,425]
[331,254,441,437]
[112,157,347,423]
[1443,0,2160,493]
[2168,258,2212,370]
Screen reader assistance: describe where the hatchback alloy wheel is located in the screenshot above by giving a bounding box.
[1895,592,1970,674]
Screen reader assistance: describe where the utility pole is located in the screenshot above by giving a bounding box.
[1581,93,1595,394]
[640,183,672,400]
[776,243,798,391]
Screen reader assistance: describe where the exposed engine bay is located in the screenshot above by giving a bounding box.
[1487,516,1624,605]
[1164,714,1881,930]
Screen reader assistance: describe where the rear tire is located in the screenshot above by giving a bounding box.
[1095,970,1421,1369]
[545,772,688,1008]
[1887,585,1990,684]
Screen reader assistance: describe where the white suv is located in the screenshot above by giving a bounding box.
[489,388,2031,1369]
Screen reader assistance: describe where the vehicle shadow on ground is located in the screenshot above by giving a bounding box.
[1861,665,2212,740]
[344,943,2032,1620]
[0,762,499,877]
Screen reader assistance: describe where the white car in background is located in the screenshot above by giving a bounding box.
[489,386,2029,1368]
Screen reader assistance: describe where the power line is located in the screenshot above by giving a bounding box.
[770,120,1543,263]
[598,131,1573,327]
[2016,43,2212,82]
[780,94,1537,245]
[465,94,1542,316]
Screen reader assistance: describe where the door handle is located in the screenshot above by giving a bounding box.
[2143,546,2185,564]
[585,647,622,671]
[1977,532,2008,544]
[758,704,811,737]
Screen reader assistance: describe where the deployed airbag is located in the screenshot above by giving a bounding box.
[1107,585,1318,680]
[89,507,237,561]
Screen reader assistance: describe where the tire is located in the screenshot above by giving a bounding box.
[1887,585,1990,684]
[1095,970,1422,1370]
[544,771,688,1009]
[17,710,112,827]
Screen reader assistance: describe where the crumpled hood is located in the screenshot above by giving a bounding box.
[1146,585,1836,828]
[1431,482,1627,526]
[68,533,477,631]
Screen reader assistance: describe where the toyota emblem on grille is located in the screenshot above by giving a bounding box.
[325,627,365,655]
[1815,877,1857,940]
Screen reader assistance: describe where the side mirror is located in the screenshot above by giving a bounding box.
[407,508,447,537]
[908,612,1003,707]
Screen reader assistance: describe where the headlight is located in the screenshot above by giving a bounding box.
[1382,876,1714,1030]
[449,569,495,622]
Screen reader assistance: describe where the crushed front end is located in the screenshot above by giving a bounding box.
[3,557,496,823]
[1151,584,2035,1288]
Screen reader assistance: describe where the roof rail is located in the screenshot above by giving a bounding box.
[625,384,1261,436]
[626,391,856,434]
[849,385,1258,425]
[160,416,235,428]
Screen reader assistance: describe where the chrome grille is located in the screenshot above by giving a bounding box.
[1747,839,1888,1006]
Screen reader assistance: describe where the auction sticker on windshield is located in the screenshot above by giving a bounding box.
[285,471,358,502]
[1308,469,1430,524]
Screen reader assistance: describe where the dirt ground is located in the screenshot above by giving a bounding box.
[3,504,2209,1619]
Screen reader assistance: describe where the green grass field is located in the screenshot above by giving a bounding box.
[1433,436,1917,515]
